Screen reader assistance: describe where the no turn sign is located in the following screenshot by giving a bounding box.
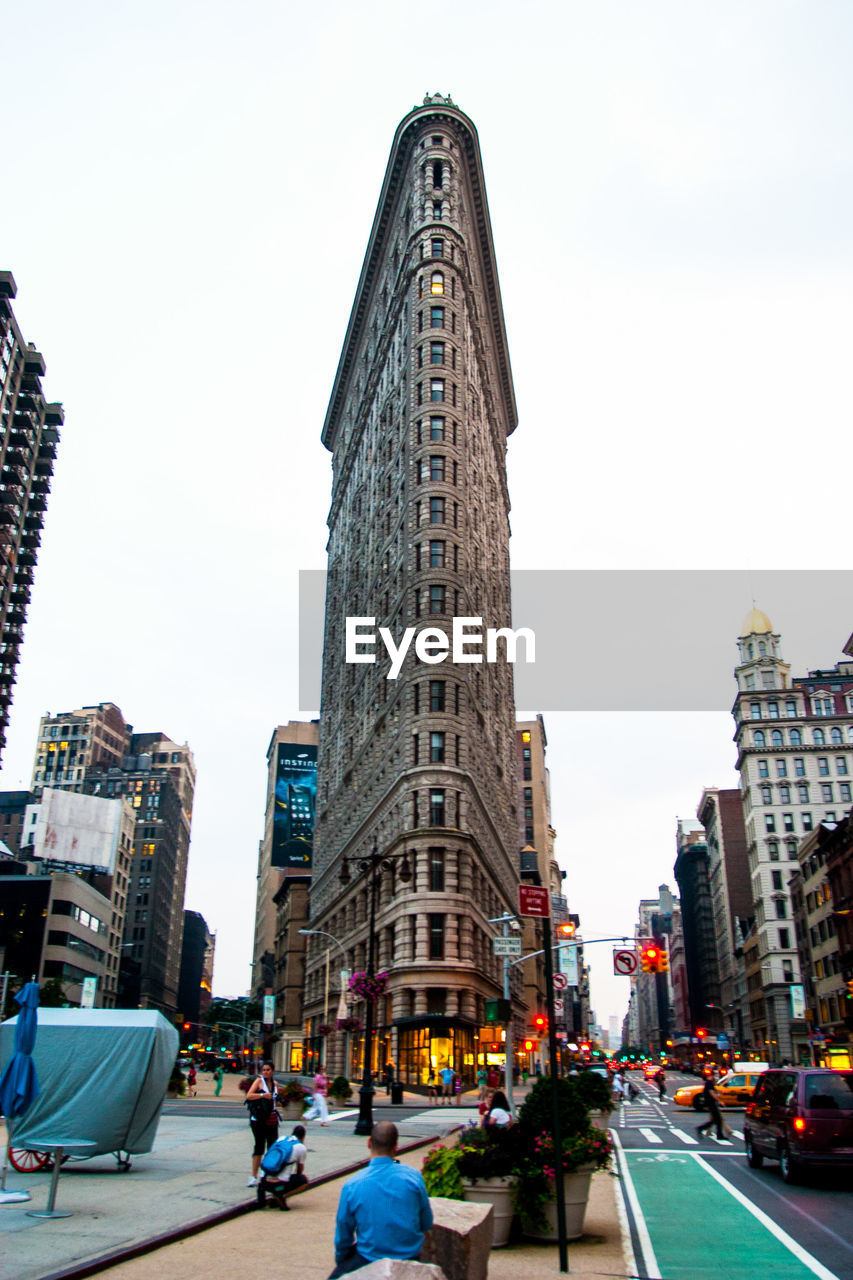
[552,972,568,991]
[613,948,638,977]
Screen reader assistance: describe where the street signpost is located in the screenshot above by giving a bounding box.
[612,948,638,977]
[493,935,522,956]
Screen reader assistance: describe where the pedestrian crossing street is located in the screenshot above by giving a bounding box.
[615,1095,743,1147]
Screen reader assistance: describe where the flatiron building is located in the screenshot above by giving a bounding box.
[304,96,523,1086]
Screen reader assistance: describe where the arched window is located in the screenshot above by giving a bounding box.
[759,641,767,656]
[430,271,444,295]
[790,729,802,746]
[771,730,783,747]
[830,727,842,744]
[754,731,766,747]
[748,643,754,658]
[433,159,444,189]
[813,729,825,746]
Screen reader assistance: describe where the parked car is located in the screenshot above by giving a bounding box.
[673,1064,769,1111]
[743,1068,853,1183]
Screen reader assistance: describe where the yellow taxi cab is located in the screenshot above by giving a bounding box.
[673,1064,769,1111]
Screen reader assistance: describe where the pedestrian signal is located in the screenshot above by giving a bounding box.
[556,922,575,938]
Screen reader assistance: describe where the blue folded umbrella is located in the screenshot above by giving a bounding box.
[0,981,40,1198]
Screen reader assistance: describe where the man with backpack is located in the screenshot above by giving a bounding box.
[257,1124,308,1209]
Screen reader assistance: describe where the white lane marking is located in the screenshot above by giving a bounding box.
[326,1109,359,1121]
[611,1132,642,1280]
[670,1127,698,1145]
[639,1128,663,1144]
[611,1130,662,1280]
[693,1154,842,1280]
[730,1129,744,1140]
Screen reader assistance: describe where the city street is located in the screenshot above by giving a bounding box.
[614,1073,853,1280]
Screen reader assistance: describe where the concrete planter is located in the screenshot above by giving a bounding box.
[460,1176,515,1247]
[281,1099,306,1120]
[522,1167,593,1242]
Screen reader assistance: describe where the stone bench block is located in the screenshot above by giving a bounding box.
[420,1196,492,1280]
[357,1261,447,1280]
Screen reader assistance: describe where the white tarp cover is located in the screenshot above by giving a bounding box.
[0,1008,178,1155]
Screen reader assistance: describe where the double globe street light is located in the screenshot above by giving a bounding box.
[338,838,412,1134]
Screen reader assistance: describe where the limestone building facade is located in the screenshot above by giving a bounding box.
[304,96,522,1087]
[733,610,853,1060]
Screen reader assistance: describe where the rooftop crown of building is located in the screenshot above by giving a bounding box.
[740,606,773,637]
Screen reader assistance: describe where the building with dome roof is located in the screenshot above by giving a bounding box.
[732,612,853,1061]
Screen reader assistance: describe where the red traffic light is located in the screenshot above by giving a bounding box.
[182,1022,191,1031]
[556,922,575,938]
[696,1028,707,1039]
[523,1039,535,1052]
[533,1014,548,1034]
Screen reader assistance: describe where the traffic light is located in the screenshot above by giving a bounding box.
[523,1039,535,1052]
[532,1014,548,1037]
[556,921,575,939]
[696,1028,707,1040]
[182,1022,191,1032]
[846,979,853,999]
[658,944,669,974]
[640,943,660,973]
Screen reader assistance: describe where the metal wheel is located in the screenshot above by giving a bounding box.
[692,1097,705,1112]
[745,1135,763,1169]
[8,1148,51,1174]
[779,1143,799,1184]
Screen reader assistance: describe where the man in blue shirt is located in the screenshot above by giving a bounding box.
[328,1121,433,1277]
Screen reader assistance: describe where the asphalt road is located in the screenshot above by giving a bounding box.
[614,1073,853,1280]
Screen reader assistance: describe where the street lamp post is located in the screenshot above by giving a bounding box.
[338,838,412,1135]
[299,929,349,1073]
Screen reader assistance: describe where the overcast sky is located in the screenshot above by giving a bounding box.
[1,1,851,1030]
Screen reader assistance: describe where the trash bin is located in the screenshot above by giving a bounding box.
[390,1081,403,1104]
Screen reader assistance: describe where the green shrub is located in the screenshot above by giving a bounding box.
[168,1064,186,1096]
[573,1070,612,1113]
[329,1075,352,1102]
[422,1143,465,1199]
[517,1075,589,1140]
[456,1125,525,1182]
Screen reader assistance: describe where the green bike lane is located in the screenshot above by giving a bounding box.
[620,1147,840,1280]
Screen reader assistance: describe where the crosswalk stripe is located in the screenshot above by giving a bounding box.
[639,1128,662,1144]
[670,1127,699,1145]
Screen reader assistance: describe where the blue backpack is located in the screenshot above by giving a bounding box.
[260,1135,298,1176]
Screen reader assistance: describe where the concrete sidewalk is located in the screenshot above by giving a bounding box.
[0,1076,630,1280]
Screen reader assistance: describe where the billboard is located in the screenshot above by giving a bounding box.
[271,743,317,869]
[31,789,123,874]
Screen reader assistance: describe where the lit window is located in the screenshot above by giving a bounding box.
[431,272,444,295]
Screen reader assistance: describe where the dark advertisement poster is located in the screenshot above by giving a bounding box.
[271,742,317,869]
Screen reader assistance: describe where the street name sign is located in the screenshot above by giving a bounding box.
[493,935,522,956]
[612,948,638,976]
[518,884,550,917]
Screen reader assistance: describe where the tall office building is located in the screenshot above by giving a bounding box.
[305,96,521,1085]
[696,787,752,1052]
[733,610,853,1060]
[0,272,62,761]
[30,704,196,1016]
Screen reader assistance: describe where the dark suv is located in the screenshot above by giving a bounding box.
[743,1068,853,1183]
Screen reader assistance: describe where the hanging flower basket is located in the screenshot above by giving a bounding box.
[337,1016,363,1033]
[348,970,389,1002]
[317,1023,332,1038]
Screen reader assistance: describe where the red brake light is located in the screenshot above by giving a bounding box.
[793,1117,806,1132]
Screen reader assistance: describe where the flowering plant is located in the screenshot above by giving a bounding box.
[336,1015,362,1033]
[512,1127,612,1232]
[347,970,389,1002]
[317,1023,332,1037]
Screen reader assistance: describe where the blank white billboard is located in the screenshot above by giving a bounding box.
[33,789,122,874]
